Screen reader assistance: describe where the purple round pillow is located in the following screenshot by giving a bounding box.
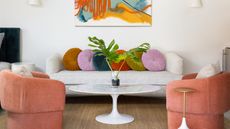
[77,49,95,71]
[142,49,166,71]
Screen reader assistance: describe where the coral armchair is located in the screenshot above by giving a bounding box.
[166,72,230,129]
[0,70,65,129]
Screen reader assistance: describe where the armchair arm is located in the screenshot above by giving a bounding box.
[166,78,210,114]
[1,74,65,113]
[165,52,183,75]
[19,78,65,113]
[46,53,64,74]
[31,71,49,79]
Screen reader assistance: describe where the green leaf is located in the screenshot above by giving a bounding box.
[107,40,115,51]
[92,49,102,53]
[117,54,126,61]
[111,44,119,52]
[135,43,150,52]
[94,53,104,56]
[88,44,98,48]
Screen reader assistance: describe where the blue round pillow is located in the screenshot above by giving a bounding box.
[93,52,110,71]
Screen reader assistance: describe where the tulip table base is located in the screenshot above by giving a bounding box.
[96,94,134,124]
[69,84,161,125]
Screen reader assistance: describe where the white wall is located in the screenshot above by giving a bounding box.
[1,0,230,73]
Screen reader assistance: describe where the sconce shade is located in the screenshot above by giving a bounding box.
[28,0,41,6]
[189,0,202,8]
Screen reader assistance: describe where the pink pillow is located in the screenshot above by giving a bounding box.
[142,49,166,71]
[77,49,95,71]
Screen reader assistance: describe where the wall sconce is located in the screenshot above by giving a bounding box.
[189,0,202,8]
[28,0,41,6]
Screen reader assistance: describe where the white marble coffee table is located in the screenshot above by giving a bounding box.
[69,84,161,125]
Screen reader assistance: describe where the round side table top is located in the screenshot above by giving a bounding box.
[174,87,196,93]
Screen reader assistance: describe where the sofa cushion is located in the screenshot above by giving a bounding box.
[126,50,145,71]
[63,48,82,71]
[111,50,130,71]
[78,49,95,71]
[196,64,220,79]
[142,49,166,71]
[93,52,110,71]
[12,66,33,77]
[50,71,182,85]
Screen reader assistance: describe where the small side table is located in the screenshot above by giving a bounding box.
[11,62,35,71]
[175,87,196,129]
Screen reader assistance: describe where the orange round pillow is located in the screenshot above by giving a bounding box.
[111,50,130,71]
[63,48,82,70]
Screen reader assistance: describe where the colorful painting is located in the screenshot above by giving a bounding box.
[74,0,152,26]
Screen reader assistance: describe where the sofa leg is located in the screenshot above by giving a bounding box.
[167,111,224,129]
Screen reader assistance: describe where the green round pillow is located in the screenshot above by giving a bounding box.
[63,48,82,71]
[126,50,145,71]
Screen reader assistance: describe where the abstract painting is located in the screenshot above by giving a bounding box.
[74,0,152,26]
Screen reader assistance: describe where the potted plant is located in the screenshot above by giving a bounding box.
[88,36,150,87]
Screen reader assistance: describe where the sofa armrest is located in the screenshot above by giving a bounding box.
[31,71,50,79]
[165,52,183,75]
[46,53,64,74]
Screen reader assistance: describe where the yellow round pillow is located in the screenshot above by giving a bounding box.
[63,48,82,70]
[126,49,145,71]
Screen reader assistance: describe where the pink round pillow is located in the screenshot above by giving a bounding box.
[77,49,95,71]
[142,49,166,71]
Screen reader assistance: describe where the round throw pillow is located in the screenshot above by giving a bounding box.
[111,50,130,71]
[92,52,110,71]
[78,49,95,71]
[126,49,145,71]
[63,48,82,71]
[142,49,166,71]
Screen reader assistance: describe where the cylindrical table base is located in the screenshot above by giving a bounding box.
[96,94,134,124]
[96,113,134,124]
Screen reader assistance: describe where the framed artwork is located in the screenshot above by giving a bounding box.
[74,0,152,26]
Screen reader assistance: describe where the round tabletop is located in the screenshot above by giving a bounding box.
[69,84,161,95]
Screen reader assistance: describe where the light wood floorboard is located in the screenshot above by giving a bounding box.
[0,96,229,129]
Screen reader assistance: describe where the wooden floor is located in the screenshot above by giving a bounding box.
[0,96,230,129]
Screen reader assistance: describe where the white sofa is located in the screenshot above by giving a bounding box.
[46,52,183,97]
